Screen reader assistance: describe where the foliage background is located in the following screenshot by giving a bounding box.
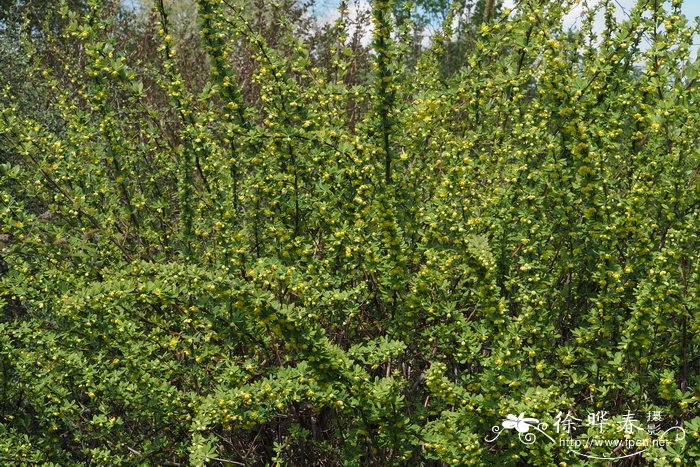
[1,0,699,465]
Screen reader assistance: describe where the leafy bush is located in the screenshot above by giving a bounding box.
[1,0,698,465]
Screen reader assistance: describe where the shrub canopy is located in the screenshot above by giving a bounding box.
[0,0,699,465]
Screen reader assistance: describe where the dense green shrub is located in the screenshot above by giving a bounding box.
[1,0,699,465]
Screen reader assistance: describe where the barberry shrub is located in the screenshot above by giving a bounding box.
[1,0,699,465]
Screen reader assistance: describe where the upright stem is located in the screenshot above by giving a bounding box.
[372,0,395,184]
